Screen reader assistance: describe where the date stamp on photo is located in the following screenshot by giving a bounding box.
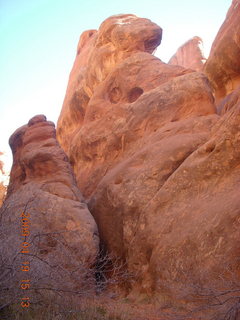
[20,211,31,308]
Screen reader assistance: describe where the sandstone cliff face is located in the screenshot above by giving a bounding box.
[55,9,240,308]
[57,15,216,199]
[169,36,206,72]
[204,0,240,103]
[56,12,240,301]
[0,115,99,306]
[126,97,240,296]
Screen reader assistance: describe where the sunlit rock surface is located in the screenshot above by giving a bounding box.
[55,12,240,303]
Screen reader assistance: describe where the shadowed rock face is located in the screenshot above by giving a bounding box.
[204,0,240,103]
[169,36,206,72]
[0,115,99,304]
[217,86,240,115]
[56,12,240,303]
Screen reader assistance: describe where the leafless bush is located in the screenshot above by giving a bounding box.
[157,258,240,320]
[0,199,136,320]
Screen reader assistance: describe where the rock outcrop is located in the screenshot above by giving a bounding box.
[53,6,240,308]
[57,14,162,153]
[0,115,99,306]
[126,97,240,297]
[169,36,206,72]
[204,0,240,103]
[55,13,240,303]
[2,3,240,317]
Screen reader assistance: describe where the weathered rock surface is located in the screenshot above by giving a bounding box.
[57,14,215,198]
[169,36,206,72]
[126,98,240,297]
[56,11,239,308]
[89,115,218,261]
[204,0,240,103]
[70,71,216,198]
[0,115,99,306]
[57,14,162,153]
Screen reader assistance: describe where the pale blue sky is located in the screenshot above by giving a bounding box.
[0,0,231,170]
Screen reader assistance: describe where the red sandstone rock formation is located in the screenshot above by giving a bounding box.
[126,97,240,297]
[204,0,240,103]
[68,71,216,198]
[56,13,240,305]
[57,14,162,153]
[169,36,206,72]
[2,4,239,317]
[0,115,99,306]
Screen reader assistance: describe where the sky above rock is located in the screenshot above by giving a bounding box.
[0,0,231,170]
